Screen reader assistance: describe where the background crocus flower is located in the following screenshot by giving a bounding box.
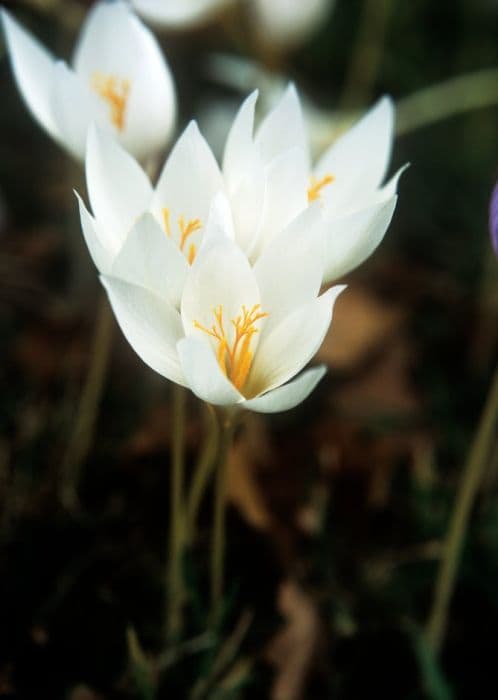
[490,181,498,257]
[1,1,176,162]
[223,85,405,281]
[250,0,335,50]
[130,0,234,29]
[100,200,345,413]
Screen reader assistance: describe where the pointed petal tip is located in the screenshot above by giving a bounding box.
[243,365,327,414]
[1,7,20,40]
[322,283,348,307]
[73,188,86,208]
[1,6,11,27]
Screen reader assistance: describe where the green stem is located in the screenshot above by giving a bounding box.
[425,362,498,655]
[396,67,498,137]
[211,409,237,620]
[166,383,187,642]
[59,292,114,511]
[186,405,220,544]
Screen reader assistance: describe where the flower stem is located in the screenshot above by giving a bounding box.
[425,362,498,655]
[396,67,498,137]
[211,409,237,620]
[186,405,220,544]
[166,383,187,642]
[59,292,114,510]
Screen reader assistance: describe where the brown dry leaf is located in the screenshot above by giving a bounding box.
[317,286,404,372]
[266,580,321,700]
[0,665,13,694]
[68,686,104,700]
[334,337,419,416]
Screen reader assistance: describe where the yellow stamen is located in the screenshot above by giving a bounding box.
[92,72,130,132]
[160,209,202,264]
[162,208,171,237]
[194,304,268,392]
[187,243,197,265]
[307,174,335,202]
[178,216,202,252]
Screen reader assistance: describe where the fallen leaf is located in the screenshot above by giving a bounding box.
[317,286,404,372]
[266,580,321,700]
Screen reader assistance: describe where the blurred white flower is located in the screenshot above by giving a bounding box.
[223,86,405,282]
[129,0,234,29]
[1,1,176,162]
[250,0,334,49]
[205,53,354,158]
[101,200,345,412]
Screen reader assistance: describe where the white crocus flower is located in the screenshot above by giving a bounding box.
[1,1,176,162]
[223,85,405,282]
[99,199,345,413]
[77,121,224,305]
[130,0,234,29]
[250,0,334,50]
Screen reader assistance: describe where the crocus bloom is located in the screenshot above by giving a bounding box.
[130,0,234,29]
[1,1,176,161]
[78,121,224,302]
[79,85,401,295]
[100,197,345,412]
[490,181,498,257]
[250,0,334,49]
[223,86,404,281]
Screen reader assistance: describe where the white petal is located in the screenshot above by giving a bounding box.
[315,96,394,210]
[73,0,176,160]
[182,239,261,349]
[76,192,113,273]
[50,61,97,161]
[251,0,332,49]
[199,192,236,253]
[322,196,397,282]
[321,163,406,221]
[254,203,325,329]
[130,0,232,29]
[229,151,267,256]
[252,146,309,257]
[101,275,185,385]
[1,9,59,141]
[177,337,243,406]
[86,125,152,250]
[373,164,408,201]
[247,285,345,397]
[255,84,309,168]
[111,213,188,307]
[152,121,223,250]
[222,90,258,190]
[243,366,326,413]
